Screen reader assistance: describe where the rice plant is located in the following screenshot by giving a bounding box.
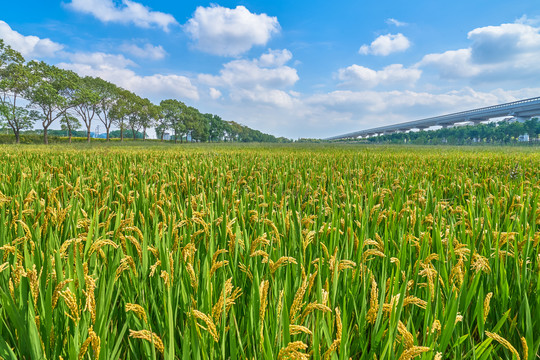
[0,144,538,359]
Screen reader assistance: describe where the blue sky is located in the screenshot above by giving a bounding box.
[1,0,539,138]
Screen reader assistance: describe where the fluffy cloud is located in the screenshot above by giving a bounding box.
[66,0,178,32]
[0,20,63,58]
[468,23,540,64]
[198,49,298,107]
[419,49,481,79]
[258,49,292,67]
[184,5,280,56]
[120,43,167,60]
[209,87,222,99]
[58,52,198,101]
[419,22,540,82]
[337,64,421,88]
[359,33,410,56]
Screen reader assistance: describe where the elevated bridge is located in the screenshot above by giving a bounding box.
[326,96,540,140]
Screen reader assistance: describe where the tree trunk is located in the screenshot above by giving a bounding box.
[106,127,110,141]
[160,132,164,142]
[174,129,177,144]
[132,127,137,140]
[15,130,20,144]
[44,127,49,145]
[120,127,124,142]
[69,130,72,144]
[87,128,91,143]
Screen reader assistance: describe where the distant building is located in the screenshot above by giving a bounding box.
[518,134,529,142]
[163,132,170,141]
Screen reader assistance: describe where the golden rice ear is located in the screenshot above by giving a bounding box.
[485,332,521,360]
[129,330,164,354]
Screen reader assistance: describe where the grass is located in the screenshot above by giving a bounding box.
[0,143,538,359]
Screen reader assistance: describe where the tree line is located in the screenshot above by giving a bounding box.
[0,39,289,144]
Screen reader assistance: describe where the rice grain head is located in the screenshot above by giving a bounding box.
[485,331,520,360]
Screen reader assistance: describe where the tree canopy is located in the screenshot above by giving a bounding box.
[0,37,288,144]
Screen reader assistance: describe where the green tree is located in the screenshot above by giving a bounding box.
[188,107,208,142]
[137,98,158,140]
[160,99,186,143]
[0,106,40,142]
[60,113,82,143]
[0,40,35,143]
[26,61,78,144]
[110,88,137,142]
[72,76,100,142]
[95,78,119,141]
[153,105,169,141]
[126,95,145,140]
[207,114,225,142]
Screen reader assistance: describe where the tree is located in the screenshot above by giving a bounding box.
[189,108,208,142]
[0,40,34,143]
[110,88,137,142]
[136,98,158,140]
[183,106,205,142]
[60,113,82,143]
[208,114,225,142]
[227,121,243,142]
[72,76,100,142]
[26,61,78,144]
[127,95,144,141]
[153,105,169,141]
[0,106,39,142]
[160,99,186,143]
[95,78,119,141]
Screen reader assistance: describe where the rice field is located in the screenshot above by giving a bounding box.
[0,144,539,359]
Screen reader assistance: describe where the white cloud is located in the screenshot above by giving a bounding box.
[184,5,280,56]
[0,20,63,58]
[359,33,410,56]
[258,49,292,67]
[198,50,298,108]
[66,0,178,32]
[229,87,296,108]
[209,87,222,99]
[198,49,299,108]
[468,23,540,64]
[386,18,408,27]
[419,22,540,83]
[337,64,421,88]
[419,48,480,79]
[58,51,198,101]
[68,52,136,68]
[120,43,167,60]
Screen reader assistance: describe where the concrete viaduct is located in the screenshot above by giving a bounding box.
[325,96,540,140]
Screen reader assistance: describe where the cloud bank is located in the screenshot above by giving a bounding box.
[359,33,410,56]
[66,0,178,32]
[184,5,280,56]
[0,20,63,58]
